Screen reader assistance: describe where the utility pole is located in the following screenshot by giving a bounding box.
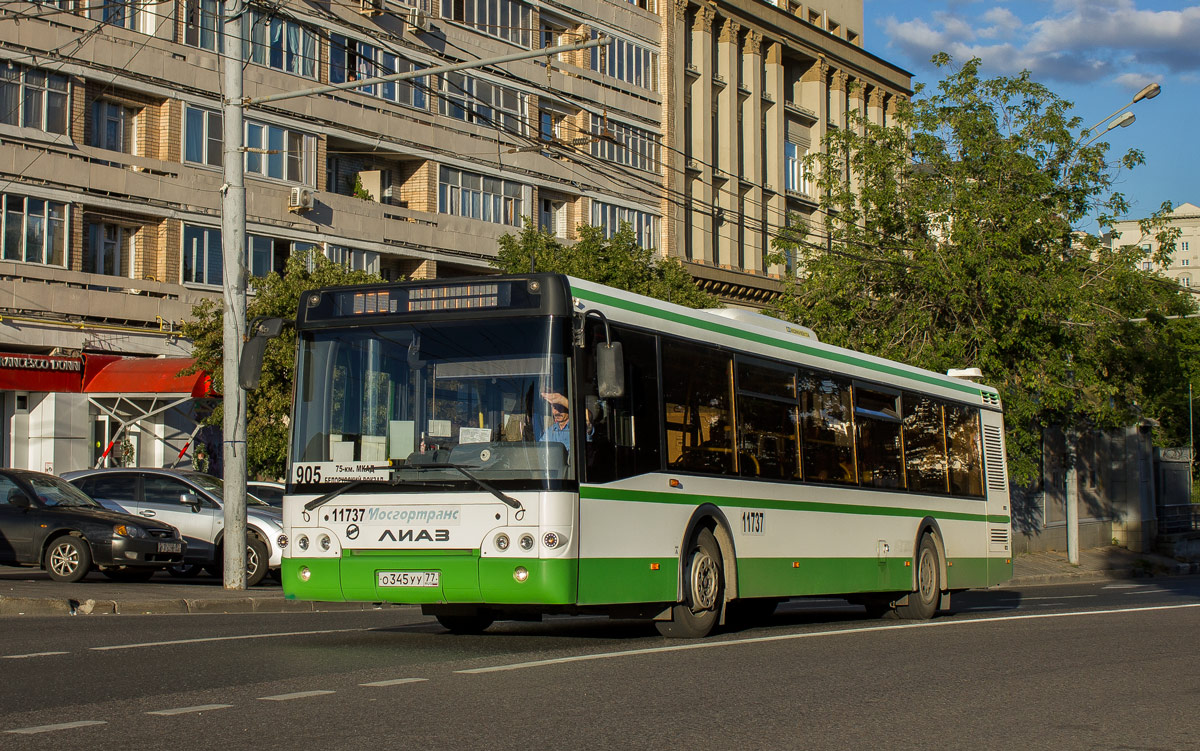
[221,0,248,590]
[1066,428,1079,565]
[216,25,608,588]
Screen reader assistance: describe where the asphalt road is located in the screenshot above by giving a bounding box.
[3,578,1199,750]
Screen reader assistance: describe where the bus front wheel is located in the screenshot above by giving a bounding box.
[896,535,941,620]
[656,528,724,639]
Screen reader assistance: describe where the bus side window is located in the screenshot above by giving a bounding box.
[947,404,984,497]
[581,323,661,484]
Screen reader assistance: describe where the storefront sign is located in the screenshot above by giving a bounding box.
[0,353,84,392]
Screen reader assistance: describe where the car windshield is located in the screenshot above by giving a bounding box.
[291,317,573,490]
[28,475,102,508]
[189,473,271,507]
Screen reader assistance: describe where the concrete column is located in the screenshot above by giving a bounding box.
[716,17,740,268]
[740,30,763,274]
[662,0,690,262]
[828,68,847,131]
[868,88,885,127]
[689,5,715,265]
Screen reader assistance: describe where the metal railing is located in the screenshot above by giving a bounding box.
[1159,504,1200,534]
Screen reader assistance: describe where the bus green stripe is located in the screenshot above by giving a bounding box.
[570,286,982,397]
[580,485,1010,525]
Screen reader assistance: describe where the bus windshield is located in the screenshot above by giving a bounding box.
[291,317,574,488]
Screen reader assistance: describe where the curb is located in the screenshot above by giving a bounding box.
[0,594,411,617]
[1008,561,1200,588]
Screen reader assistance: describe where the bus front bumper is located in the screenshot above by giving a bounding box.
[281,550,577,605]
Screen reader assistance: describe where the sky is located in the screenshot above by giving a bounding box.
[862,0,1198,231]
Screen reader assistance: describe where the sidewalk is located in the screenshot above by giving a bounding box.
[3,546,1199,616]
[0,569,399,617]
[1007,545,1200,586]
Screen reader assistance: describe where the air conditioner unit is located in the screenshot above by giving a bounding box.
[359,0,383,16]
[288,186,315,213]
[406,6,430,33]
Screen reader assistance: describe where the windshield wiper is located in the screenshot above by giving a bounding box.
[302,474,452,512]
[406,463,524,514]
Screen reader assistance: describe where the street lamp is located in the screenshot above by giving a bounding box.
[1083,82,1160,138]
[1079,111,1136,149]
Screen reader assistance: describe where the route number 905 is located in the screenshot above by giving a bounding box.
[294,465,322,484]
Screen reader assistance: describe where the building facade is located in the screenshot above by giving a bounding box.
[0,0,909,472]
[1112,201,1200,287]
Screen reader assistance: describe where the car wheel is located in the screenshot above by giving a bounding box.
[245,536,270,587]
[44,536,92,583]
[896,535,941,620]
[101,566,156,582]
[166,563,204,578]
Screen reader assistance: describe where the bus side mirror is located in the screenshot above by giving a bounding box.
[596,341,625,398]
[239,317,285,390]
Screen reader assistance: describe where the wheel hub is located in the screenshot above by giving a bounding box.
[690,551,718,611]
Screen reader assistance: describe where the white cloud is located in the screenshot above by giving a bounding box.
[883,1,1200,84]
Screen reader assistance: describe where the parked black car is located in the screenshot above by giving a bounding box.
[0,469,185,583]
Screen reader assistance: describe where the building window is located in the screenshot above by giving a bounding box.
[784,141,809,195]
[539,197,567,238]
[90,0,140,31]
[182,224,222,286]
[1142,261,1152,271]
[440,0,532,47]
[245,9,317,78]
[438,166,522,226]
[244,120,315,184]
[248,236,319,278]
[439,72,524,134]
[590,31,659,91]
[184,0,222,51]
[329,35,428,109]
[1182,259,1190,267]
[1181,275,1192,287]
[623,0,655,10]
[591,117,660,173]
[0,64,69,135]
[2,194,67,267]
[327,245,379,274]
[184,105,222,167]
[86,222,135,277]
[591,201,657,249]
[90,100,137,153]
[1183,241,1191,252]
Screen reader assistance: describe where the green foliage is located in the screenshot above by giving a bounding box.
[180,250,382,480]
[768,56,1196,483]
[492,220,719,309]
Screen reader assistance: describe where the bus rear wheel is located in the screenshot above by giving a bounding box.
[656,528,724,639]
[896,535,941,620]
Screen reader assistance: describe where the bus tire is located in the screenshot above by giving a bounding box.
[656,528,723,638]
[436,613,495,634]
[896,535,940,620]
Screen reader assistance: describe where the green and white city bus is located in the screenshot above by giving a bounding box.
[275,273,1011,637]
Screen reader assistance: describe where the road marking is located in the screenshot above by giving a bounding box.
[258,690,336,701]
[2,651,69,659]
[457,603,1200,675]
[1126,589,1171,595]
[995,595,1097,602]
[147,704,234,716]
[91,628,362,652]
[360,678,428,687]
[1103,584,1142,589]
[5,721,107,735]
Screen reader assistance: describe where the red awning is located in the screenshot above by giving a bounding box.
[82,357,215,398]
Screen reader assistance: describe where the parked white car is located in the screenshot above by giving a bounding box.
[62,468,284,586]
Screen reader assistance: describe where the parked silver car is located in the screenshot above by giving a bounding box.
[61,468,283,586]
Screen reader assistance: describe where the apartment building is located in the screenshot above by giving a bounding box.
[1113,201,1200,288]
[0,0,909,472]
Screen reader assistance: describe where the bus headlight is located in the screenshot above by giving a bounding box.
[495,533,510,551]
[519,534,534,551]
[513,566,529,582]
[319,535,331,551]
[276,534,289,549]
[298,535,309,551]
[543,532,565,549]
[299,566,311,582]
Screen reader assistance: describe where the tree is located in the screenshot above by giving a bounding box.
[492,220,719,309]
[181,250,381,480]
[768,55,1194,483]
